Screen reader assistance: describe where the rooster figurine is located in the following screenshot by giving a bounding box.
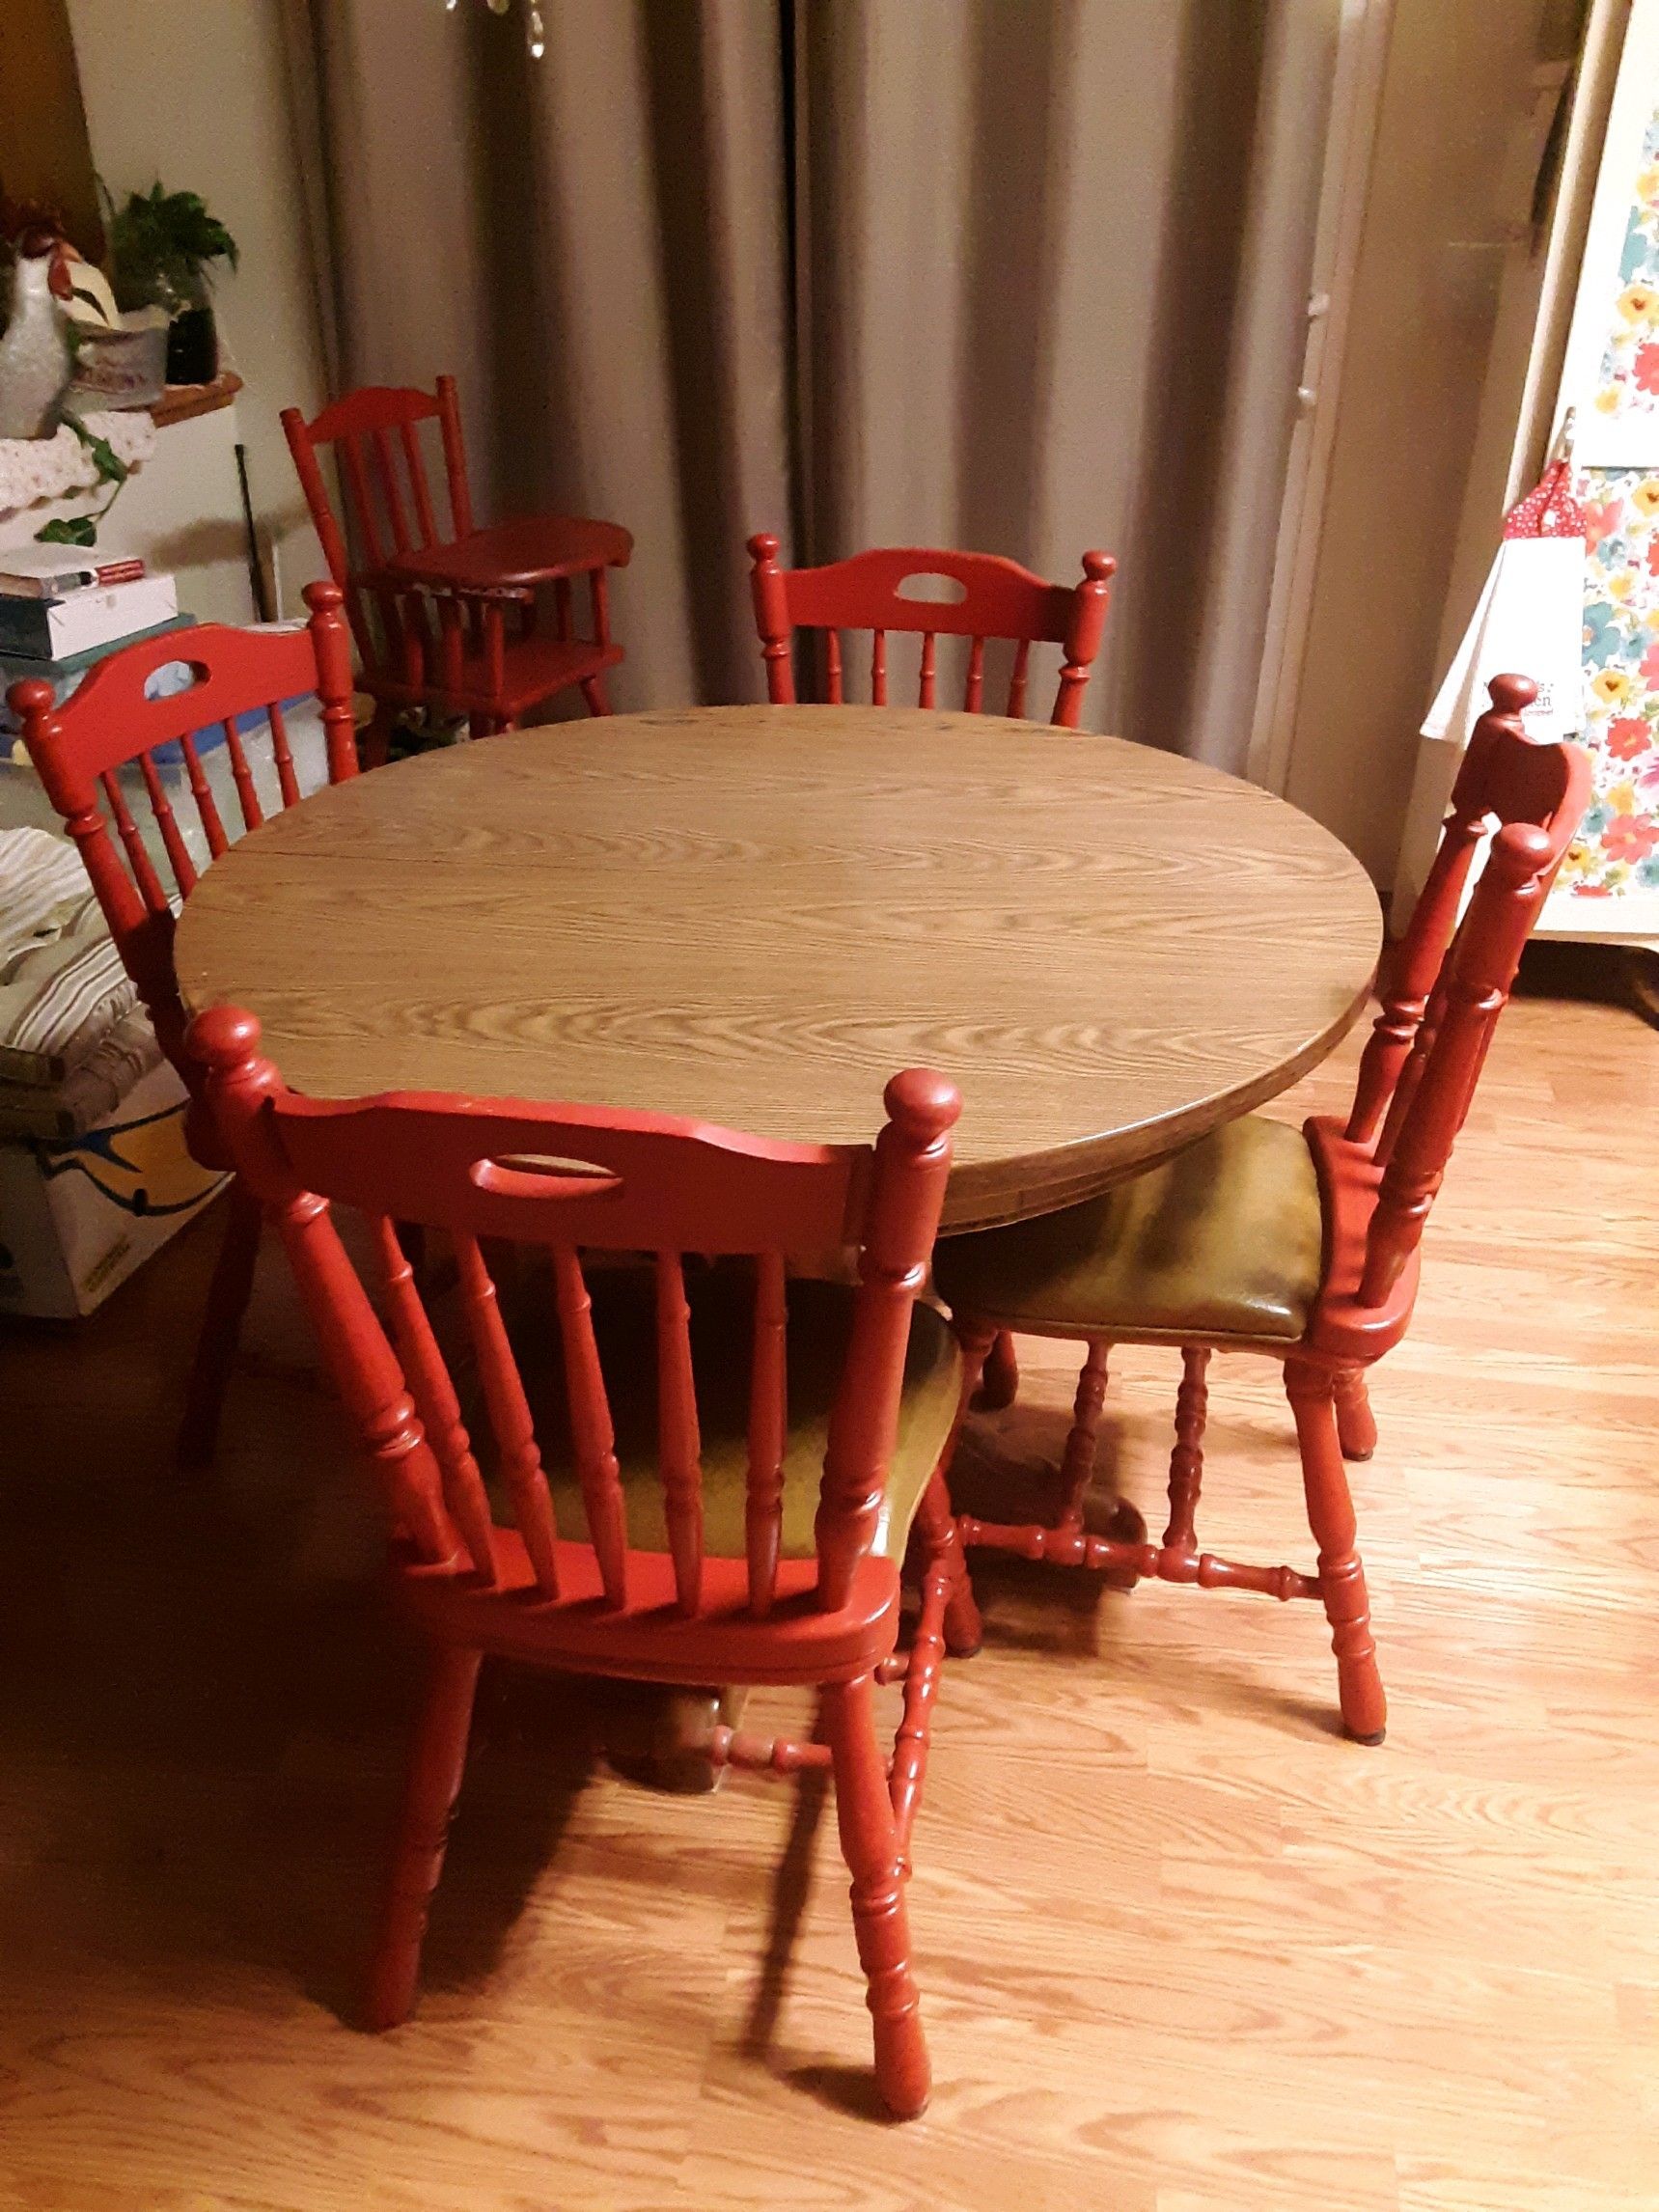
[0,227,74,440]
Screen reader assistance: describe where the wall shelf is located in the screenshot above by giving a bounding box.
[150,372,243,429]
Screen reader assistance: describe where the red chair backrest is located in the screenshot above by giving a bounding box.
[8,582,357,1083]
[1342,674,1591,1305]
[282,378,475,671]
[748,535,1116,727]
[190,1004,960,1623]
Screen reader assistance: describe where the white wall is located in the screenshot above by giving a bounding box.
[65,0,330,618]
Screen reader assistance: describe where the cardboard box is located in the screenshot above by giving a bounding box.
[0,1057,225,1318]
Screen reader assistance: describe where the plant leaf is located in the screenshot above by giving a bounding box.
[36,514,98,546]
[60,412,129,486]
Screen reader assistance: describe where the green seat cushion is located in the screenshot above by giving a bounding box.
[932,1114,1324,1341]
[473,1260,961,1564]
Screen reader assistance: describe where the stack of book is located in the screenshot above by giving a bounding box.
[0,546,189,733]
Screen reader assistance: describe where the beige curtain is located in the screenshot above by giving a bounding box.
[282,0,1326,768]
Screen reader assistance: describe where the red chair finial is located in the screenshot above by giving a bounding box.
[1487,818,1555,884]
[748,531,782,563]
[302,578,345,616]
[882,1067,961,1144]
[7,676,56,720]
[188,1005,264,1068]
[1081,550,1117,584]
[1484,672,1537,721]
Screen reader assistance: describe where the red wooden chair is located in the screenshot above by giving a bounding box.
[931,677,1591,1744]
[282,379,632,760]
[747,532,1117,1418]
[9,583,359,1467]
[748,534,1115,727]
[190,1004,975,2119]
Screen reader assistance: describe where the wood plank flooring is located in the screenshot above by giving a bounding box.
[2,953,1655,2210]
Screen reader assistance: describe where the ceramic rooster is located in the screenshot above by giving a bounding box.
[0,231,73,440]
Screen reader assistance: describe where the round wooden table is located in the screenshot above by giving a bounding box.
[175,705,1381,1229]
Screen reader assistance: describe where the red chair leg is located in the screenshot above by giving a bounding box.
[976,1327,1019,1410]
[1285,1360,1386,1745]
[362,701,396,769]
[1163,1345,1210,1548]
[1056,1338,1110,1526]
[1334,1369,1378,1462]
[911,1464,981,1655]
[580,674,612,716]
[366,1644,482,2032]
[176,1176,263,1471]
[821,1673,929,2118]
[889,1503,952,1866]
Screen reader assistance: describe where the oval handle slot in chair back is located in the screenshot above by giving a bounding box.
[142,658,211,701]
[895,572,969,604]
[468,1151,624,1203]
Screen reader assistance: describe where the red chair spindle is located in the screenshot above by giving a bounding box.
[221,717,263,831]
[178,733,230,858]
[98,769,168,913]
[745,1251,788,1618]
[137,752,199,894]
[278,1194,458,1563]
[918,632,936,708]
[341,433,388,569]
[964,637,985,712]
[552,1245,629,1610]
[373,1217,497,1580]
[281,408,375,668]
[871,629,887,705]
[372,428,413,555]
[435,373,475,539]
[1349,834,1483,1149]
[399,419,438,546]
[824,629,843,703]
[1006,639,1031,718]
[455,1233,562,1597]
[592,568,610,650]
[265,700,301,809]
[280,410,350,583]
[654,1250,705,1617]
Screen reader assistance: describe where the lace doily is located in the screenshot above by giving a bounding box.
[0,412,157,519]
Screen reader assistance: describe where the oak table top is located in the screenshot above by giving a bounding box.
[173,705,1382,1232]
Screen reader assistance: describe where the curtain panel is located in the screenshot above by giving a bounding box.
[281,0,1332,769]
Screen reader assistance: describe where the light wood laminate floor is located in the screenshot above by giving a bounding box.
[2,954,1655,2211]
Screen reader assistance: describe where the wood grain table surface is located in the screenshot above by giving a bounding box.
[173,705,1382,1231]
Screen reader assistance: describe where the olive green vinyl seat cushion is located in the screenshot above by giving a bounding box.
[469,1261,962,1564]
[933,1114,1325,1341]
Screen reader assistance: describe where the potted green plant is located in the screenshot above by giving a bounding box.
[103,182,237,387]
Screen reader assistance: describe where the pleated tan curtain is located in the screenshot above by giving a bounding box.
[281,0,1325,768]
